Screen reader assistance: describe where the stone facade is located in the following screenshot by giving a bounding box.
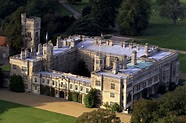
[9,35,179,113]
[21,13,41,50]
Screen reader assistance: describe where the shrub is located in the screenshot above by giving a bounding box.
[84,88,98,108]
[158,83,167,94]
[9,75,24,93]
[110,103,120,112]
[68,90,72,101]
[72,92,79,102]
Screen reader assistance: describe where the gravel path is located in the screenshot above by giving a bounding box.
[0,89,131,123]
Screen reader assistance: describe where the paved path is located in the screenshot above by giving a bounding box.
[0,89,131,123]
[59,0,81,19]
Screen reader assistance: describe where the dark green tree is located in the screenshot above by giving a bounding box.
[83,88,98,108]
[131,99,158,123]
[9,75,24,93]
[0,0,27,19]
[159,86,186,116]
[159,0,184,25]
[82,5,92,17]
[66,15,101,36]
[76,109,121,123]
[5,7,25,50]
[90,0,121,31]
[117,0,151,35]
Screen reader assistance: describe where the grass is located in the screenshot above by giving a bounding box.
[0,100,76,123]
[67,0,89,13]
[178,53,186,73]
[0,65,10,72]
[137,0,186,51]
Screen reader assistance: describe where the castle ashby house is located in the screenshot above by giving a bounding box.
[9,14,179,113]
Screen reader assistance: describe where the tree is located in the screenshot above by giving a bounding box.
[83,88,98,108]
[159,0,184,25]
[0,68,4,88]
[131,99,158,123]
[66,15,101,36]
[76,109,121,123]
[117,0,151,35]
[0,0,27,19]
[82,5,92,17]
[90,0,121,31]
[9,75,24,93]
[4,7,25,50]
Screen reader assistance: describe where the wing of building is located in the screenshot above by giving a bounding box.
[9,35,179,113]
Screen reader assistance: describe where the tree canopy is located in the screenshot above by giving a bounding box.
[159,0,185,25]
[4,7,25,50]
[76,109,121,123]
[83,88,99,108]
[9,75,24,93]
[131,85,186,123]
[117,0,151,36]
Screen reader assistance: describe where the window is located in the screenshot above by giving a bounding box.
[52,80,55,85]
[75,85,78,90]
[80,86,83,91]
[70,84,72,89]
[154,75,158,82]
[122,85,124,89]
[42,78,45,83]
[110,93,115,98]
[61,82,63,87]
[34,78,37,82]
[111,83,115,90]
[21,66,27,72]
[13,65,16,70]
[35,86,37,90]
[47,79,50,84]
[136,84,140,91]
[86,88,89,93]
[148,78,152,85]
[27,32,31,38]
[127,83,132,88]
[95,81,101,86]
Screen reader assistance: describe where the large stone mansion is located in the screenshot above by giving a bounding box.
[9,14,179,113]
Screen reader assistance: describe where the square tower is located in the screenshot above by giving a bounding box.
[21,13,41,50]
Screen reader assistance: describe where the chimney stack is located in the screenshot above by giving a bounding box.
[37,43,42,55]
[136,44,140,50]
[129,43,133,49]
[112,57,119,74]
[131,50,137,65]
[63,39,67,46]
[122,55,127,69]
[20,49,25,59]
[109,40,113,46]
[56,36,62,48]
[145,43,149,57]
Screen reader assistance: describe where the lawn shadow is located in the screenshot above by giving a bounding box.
[0,99,25,121]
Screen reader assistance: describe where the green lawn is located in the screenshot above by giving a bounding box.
[178,53,186,73]
[0,100,76,123]
[59,5,73,16]
[137,0,186,51]
[0,65,10,72]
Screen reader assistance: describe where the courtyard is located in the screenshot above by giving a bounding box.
[0,89,131,123]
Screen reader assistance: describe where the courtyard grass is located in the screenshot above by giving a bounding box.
[0,65,10,72]
[0,100,76,123]
[137,0,186,51]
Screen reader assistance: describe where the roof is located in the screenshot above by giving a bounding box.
[0,36,7,47]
